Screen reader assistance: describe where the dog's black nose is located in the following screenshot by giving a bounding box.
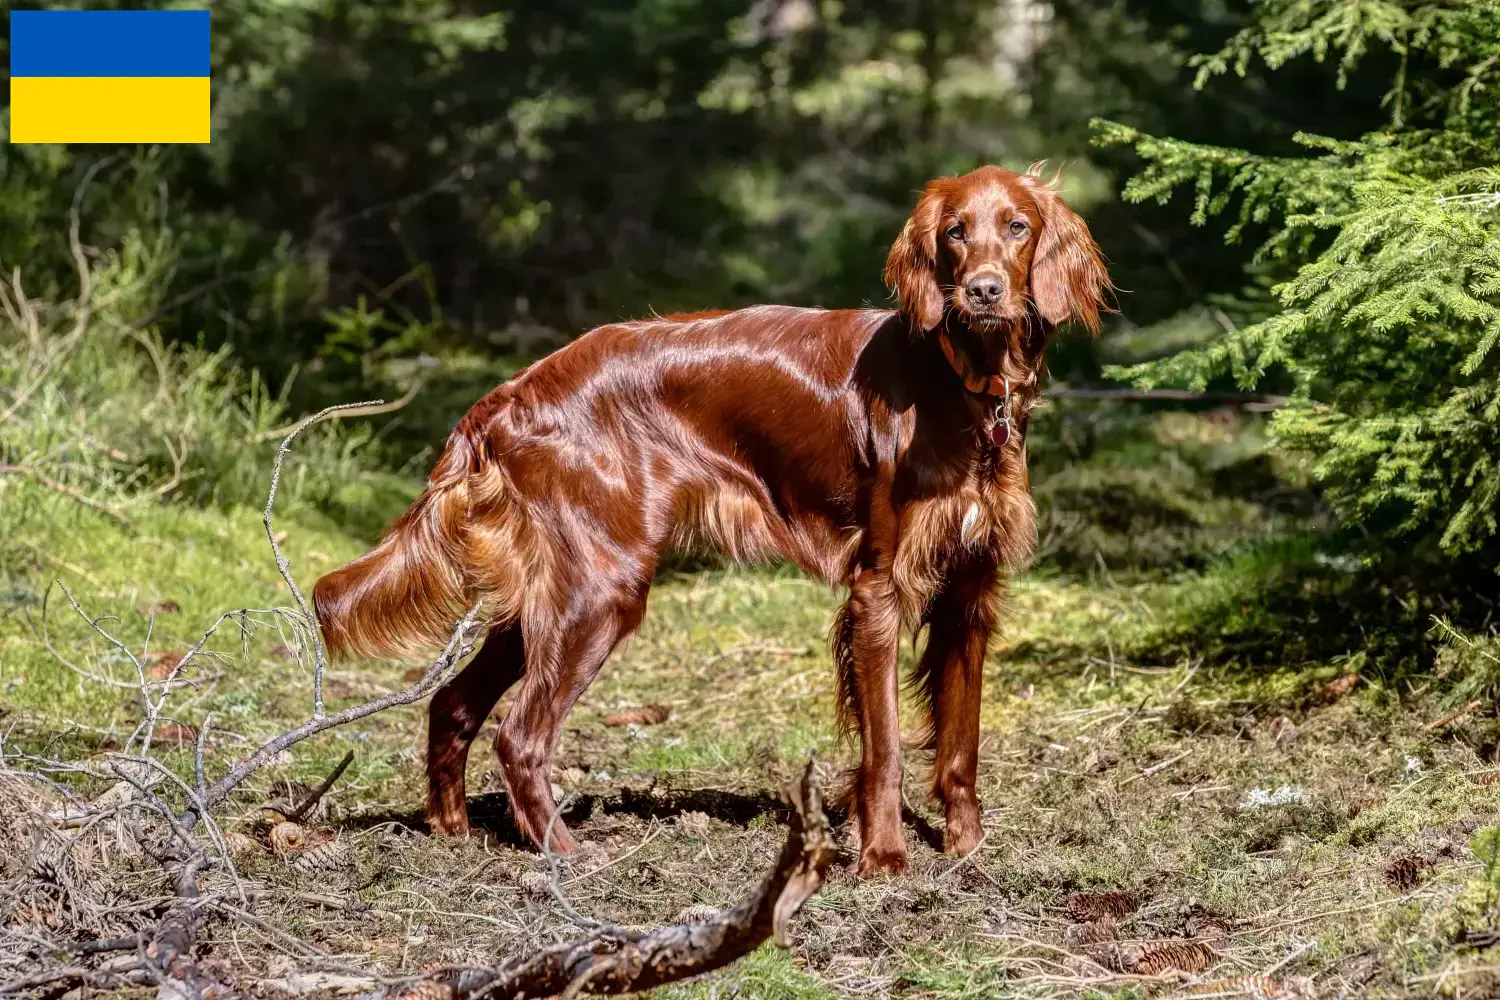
[966,275,1004,305]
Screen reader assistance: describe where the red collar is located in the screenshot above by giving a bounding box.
[937,329,1010,397]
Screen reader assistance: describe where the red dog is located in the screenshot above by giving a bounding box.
[314,165,1108,875]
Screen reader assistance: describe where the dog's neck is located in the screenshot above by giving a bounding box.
[933,313,1048,400]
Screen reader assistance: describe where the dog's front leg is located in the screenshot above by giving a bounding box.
[845,565,908,876]
[917,557,1000,856]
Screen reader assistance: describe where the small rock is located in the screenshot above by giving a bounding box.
[518,871,551,897]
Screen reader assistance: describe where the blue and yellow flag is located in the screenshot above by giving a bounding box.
[10,10,210,144]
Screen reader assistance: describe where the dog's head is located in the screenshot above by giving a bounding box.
[883,165,1110,341]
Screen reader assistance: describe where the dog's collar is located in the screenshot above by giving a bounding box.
[936,327,1035,449]
[936,329,1011,397]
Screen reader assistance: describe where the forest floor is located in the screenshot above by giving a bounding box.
[4,410,1500,999]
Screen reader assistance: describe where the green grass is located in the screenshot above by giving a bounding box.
[6,408,1500,998]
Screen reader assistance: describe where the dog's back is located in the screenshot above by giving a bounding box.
[313,305,893,662]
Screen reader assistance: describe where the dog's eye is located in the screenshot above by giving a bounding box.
[1008,220,1029,238]
[946,224,965,242]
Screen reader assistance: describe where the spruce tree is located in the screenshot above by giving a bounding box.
[1095,0,1500,569]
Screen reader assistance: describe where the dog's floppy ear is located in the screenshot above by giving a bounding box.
[1022,171,1111,333]
[883,185,947,332]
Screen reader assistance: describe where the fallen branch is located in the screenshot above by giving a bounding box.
[262,400,384,718]
[4,383,841,1000]
[1426,699,1482,731]
[365,760,837,1000]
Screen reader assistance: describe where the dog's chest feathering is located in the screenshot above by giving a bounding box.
[891,454,1036,624]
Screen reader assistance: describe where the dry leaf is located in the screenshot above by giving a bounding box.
[145,651,186,680]
[402,667,426,684]
[1310,672,1358,705]
[147,600,181,614]
[603,703,671,726]
[153,724,197,747]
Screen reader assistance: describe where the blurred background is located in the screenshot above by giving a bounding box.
[1,0,1497,687]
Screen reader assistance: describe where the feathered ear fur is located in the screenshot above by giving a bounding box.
[1021,170,1111,333]
[883,186,947,332]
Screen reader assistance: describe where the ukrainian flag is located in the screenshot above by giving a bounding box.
[10,10,210,144]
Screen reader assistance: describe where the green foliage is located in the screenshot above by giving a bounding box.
[1029,402,1309,576]
[2,0,1131,459]
[1094,0,1500,569]
[0,221,413,545]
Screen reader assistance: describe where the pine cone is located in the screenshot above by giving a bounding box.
[291,840,350,875]
[395,981,453,1000]
[269,821,307,855]
[518,870,551,897]
[677,811,712,838]
[1472,770,1500,786]
[1064,917,1118,946]
[1183,905,1234,941]
[1128,939,1218,975]
[1384,853,1431,891]
[1187,974,1296,999]
[1065,890,1136,922]
[30,832,69,884]
[223,831,263,857]
[674,902,722,924]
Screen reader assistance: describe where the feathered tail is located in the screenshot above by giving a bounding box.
[312,432,479,660]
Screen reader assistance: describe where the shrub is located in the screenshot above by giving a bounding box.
[0,219,412,545]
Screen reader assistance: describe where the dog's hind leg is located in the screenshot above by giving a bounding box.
[494,583,649,854]
[426,623,525,836]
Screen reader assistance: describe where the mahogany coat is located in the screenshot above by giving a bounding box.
[313,165,1110,875]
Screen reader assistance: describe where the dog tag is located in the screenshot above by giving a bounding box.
[989,417,1012,449]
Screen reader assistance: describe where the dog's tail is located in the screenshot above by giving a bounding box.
[312,431,484,661]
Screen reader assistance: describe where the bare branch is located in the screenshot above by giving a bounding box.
[252,381,423,443]
[262,400,384,718]
[197,603,482,815]
[286,749,354,823]
[366,759,838,1000]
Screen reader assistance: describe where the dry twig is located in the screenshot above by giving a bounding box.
[363,760,837,1000]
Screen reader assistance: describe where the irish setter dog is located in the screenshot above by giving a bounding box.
[313,165,1109,876]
